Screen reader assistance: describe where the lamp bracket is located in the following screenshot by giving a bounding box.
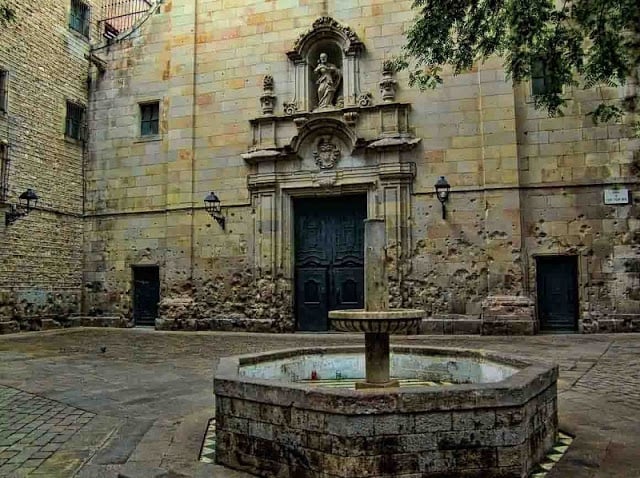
[214,215,226,230]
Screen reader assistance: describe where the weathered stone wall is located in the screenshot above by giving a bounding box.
[0,0,102,330]
[521,186,640,332]
[84,0,639,332]
[515,75,640,332]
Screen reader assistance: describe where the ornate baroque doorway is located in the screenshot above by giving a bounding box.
[294,196,366,331]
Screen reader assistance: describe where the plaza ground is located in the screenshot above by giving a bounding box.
[0,328,639,477]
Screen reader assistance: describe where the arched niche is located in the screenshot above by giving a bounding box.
[286,17,364,113]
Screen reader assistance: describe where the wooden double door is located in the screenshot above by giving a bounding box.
[294,196,366,331]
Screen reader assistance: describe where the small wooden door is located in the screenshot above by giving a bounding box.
[294,196,366,331]
[132,266,160,326]
[536,256,578,331]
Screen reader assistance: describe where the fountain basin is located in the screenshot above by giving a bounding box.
[329,309,423,334]
[214,345,558,478]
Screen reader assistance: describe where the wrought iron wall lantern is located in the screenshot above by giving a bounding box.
[5,188,39,226]
[434,176,451,219]
[204,191,225,230]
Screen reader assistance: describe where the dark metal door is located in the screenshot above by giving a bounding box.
[294,196,366,331]
[133,266,160,326]
[536,256,578,331]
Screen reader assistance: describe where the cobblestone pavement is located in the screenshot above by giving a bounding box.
[0,386,96,476]
[0,329,638,477]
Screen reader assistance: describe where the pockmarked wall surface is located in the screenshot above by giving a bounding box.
[84,0,639,333]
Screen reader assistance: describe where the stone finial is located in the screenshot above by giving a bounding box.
[260,75,276,115]
[380,61,397,103]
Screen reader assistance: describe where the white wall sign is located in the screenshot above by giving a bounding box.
[603,189,630,205]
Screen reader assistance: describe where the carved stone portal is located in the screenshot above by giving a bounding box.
[313,138,341,169]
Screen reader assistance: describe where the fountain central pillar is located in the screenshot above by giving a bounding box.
[358,219,399,389]
[329,218,423,389]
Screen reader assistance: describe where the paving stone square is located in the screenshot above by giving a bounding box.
[0,328,638,477]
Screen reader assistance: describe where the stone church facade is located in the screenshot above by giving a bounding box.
[1,0,639,334]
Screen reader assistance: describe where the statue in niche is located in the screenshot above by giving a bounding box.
[314,53,342,109]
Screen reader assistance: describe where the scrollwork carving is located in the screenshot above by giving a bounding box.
[283,101,298,115]
[357,92,373,107]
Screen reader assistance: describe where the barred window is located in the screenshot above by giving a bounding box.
[65,102,86,140]
[0,142,8,202]
[69,0,90,37]
[140,102,159,136]
[0,70,7,113]
[531,60,562,96]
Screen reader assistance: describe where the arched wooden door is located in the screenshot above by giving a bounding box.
[294,196,366,331]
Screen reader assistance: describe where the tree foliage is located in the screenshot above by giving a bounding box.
[397,0,640,122]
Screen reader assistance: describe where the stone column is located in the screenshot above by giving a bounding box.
[365,219,388,312]
[359,219,398,388]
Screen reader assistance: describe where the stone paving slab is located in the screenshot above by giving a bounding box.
[0,329,638,477]
[0,385,98,477]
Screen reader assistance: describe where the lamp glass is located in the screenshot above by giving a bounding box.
[434,176,450,203]
[204,191,221,215]
[18,188,39,212]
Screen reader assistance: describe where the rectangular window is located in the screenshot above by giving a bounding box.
[0,70,7,113]
[140,102,160,136]
[0,142,8,202]
[69,0,90,37]
[65,101,86,140]
[531,60,561,96]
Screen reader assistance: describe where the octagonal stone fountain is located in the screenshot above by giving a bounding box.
[214,220,558,478]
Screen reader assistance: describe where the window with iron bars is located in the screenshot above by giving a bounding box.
[140,102,159,136]
[531,60,562,96]
[69,0,90,37]
[0,69,8,113]
[0,142,8,202]
[65,102,86,141]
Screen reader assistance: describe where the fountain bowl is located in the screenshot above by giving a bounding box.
[214,345,558,478]
[328,309,424,334]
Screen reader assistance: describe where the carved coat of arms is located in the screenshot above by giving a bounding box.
[313,138,341,169]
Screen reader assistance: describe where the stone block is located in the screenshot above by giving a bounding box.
[40,319,61,330]
[0,321,19,335]
[421,319,444,335]
[422,316,481,335]
[77,316,131,328]
[414,412,452,433]
[452,410,496,431]
[481,296,537,335]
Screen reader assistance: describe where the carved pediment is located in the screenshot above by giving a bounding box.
[287,17,363,62]
[243,103,421,164]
